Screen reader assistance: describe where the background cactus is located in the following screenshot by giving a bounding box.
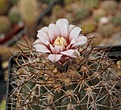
[8,6,21,25]
[81,0,100,9]
[18,0,38,26]
[81,20,97,34]
[101,0,118,15]
[0,16,10,33]
[0,0,9,15]
[75,7,90,20]
[7,39,121,110]
[101,0,117,11]
[9,0,19,6]
[18,0,38,37]
[97,24,114,37]
[111,13,121,26]
[92,9,106,22]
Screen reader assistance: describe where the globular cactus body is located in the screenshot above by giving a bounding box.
[8,6,21,25]
[18,0,38,25]
[97,24,114,37]
[0,0,9,15]
[81,0,99,9]
[8,45,120,110]
[0,16,10,33]
[75,7,90,20]
[111,13,121,26]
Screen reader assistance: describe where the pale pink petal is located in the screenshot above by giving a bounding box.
[69,27,82,41]
[49,23,60,37]
[56,18,69,38]
[48,24,60,43]
[60,49,80,58]
[37,31,50,45]
[61,49,80,58]
[61,49,74,56]
[33,39,41,45]
[49,44,63,54]
[33,44,50,53]
[72,35,87,47]
[48,29,56,43]
[48,54,62,62]
[40,27,49,35]
[69,25,75,34]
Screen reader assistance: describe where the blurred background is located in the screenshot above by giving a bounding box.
[0,0,121,109]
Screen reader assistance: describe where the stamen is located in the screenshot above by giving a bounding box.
[53,36,68,47]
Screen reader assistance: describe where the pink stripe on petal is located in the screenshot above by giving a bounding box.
[33,44,50,53]
[69,27,82,41]
[66,39,75,49]
[73,35,87,47]
[56,18,69,38]
[48,54,62,62]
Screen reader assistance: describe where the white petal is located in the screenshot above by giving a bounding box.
[33,44,50,53]
[69,27,82,41]
[56,18,69,38]
[73,35,87,47]
[48,54,62,62]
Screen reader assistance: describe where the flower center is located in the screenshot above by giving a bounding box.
[53,36,68,47]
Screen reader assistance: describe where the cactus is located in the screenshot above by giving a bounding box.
[9,0,19,6]
[92,9,106,22]
[111,13,121,26]
[97,24,114,37]
[0,0,9,15]
[7,19,121,110]
[101,1,117,13]
[81,20,97,34]
[81,0,100,9]
[75,7,90,20]
[64,0,76,4]
[0,16,10,33]
[18,0,38,25]
[8,6,21,25]
[7,40,121,110]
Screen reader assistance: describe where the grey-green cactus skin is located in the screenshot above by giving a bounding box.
[8,42,120,110]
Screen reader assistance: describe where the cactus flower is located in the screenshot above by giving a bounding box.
[33,18,87,63]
